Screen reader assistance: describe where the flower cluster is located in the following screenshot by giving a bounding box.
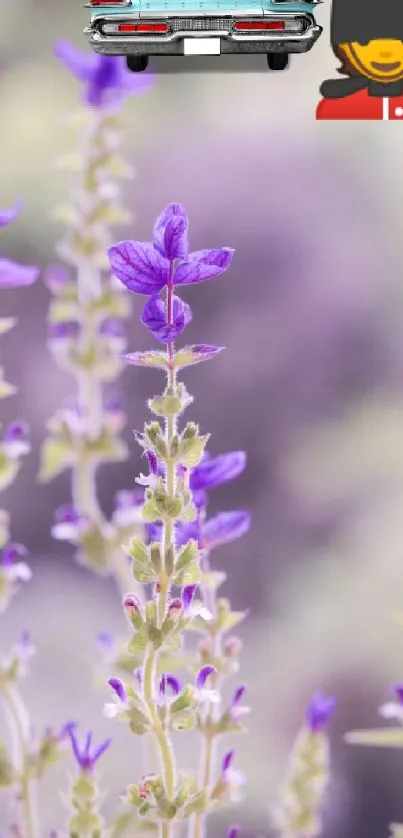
[39,43,154,587]
[99,203,250,838]
[274,692,336,838]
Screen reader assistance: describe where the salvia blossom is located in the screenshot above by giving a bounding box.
[0,204,38,288]
[3,421,30,458]
[66,724,111,772]
[54,42,153,108]
[102,204,248,837]
[307,691,337,733]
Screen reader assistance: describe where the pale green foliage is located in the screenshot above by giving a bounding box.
[274,727,330,838]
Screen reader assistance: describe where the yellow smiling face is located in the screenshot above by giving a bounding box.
[340,39,403,82]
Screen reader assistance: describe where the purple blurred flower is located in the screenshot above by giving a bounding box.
[43,264,71,293]
[159,674,181,700]
[182,584,196,610]
[190,451,246,492]
[306,691,336,733]
[229,685,250,721]
[0,543,31,582]
[201,510,251,549]
[65,724,111,772]
[54,42,153,108]
[228,827,241,838]
[112,489,144,527]
[108,204,234,296]
[141,294,192,344]
[105,677,129,718]
[100,318,126,339]
[47,321,77,341]
[221,751,245,800]
[0,203,21,229]
[96,631,116,663]
[3,421,30,457]
[0,259,39,288]
[51,505,89,542]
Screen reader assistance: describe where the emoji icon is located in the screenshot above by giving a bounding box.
[316,0,403,120]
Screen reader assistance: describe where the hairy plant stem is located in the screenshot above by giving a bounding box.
[142,269,177,838]
[1,684,40,838]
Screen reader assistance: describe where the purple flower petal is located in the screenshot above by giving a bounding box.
[108,678,127,703]
[182,585,196,610]
[222,750,235,775]
[202,511,251,549]
[1,543,28,566]
[190,451,246,491]
[54,41,96,82]
[90,737,112,765]
[165,675,181,695]
[173,344,225,369]
[196,665,217,689]
[153,204,189,261]
[141,294,192,344]
[0,259,39,288]
[0,203,21,229]
[306,691,336,732]
[100,318,125,338]
[173,248,234,286]
[394,683,403,704]
[232,685,246,706]
[53,505,82,525]
[108,241,169,295]
[48,322,77,340]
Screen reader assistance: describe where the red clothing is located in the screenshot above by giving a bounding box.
[316,88,403,119]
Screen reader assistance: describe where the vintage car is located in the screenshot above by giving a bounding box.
[85,0,322,72]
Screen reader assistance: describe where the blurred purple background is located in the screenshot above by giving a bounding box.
[2,0,403,835]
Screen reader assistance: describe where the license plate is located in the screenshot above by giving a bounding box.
[183,37,221,55]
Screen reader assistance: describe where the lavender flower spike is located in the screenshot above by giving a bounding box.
[307,691,337,733]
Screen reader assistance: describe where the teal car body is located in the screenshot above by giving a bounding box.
[85,0,322,69]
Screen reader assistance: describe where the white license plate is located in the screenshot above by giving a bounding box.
[183,37,221,55]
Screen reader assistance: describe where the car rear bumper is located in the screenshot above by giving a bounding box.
[86,13,322,55]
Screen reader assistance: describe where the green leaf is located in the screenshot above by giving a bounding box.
[77,526,111,574]
[123,351,167,369]
[149,394,182,417]
[217,610,247,633]
[178,435,210,468]
[37,438,73,482]
[345,728,403,747]
[173,563,201,587]
[0,742,14,786]
[87,432,128,464]
[124,537,148,564]
[0,317,16,335]
[127,625,149,655]
[132,562,156,584]
[173,345,224,369]
[182,790,209,817]
[175,540,198,572]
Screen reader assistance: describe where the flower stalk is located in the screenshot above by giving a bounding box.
[40,44,153,591]
[104,203,250,838]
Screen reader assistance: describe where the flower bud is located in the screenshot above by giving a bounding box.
[122,593,143,628]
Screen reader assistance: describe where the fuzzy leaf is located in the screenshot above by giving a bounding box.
[173,345,224,369]
[123,351,167,369]
[182,790,208,817]
[38,438,73,482]
[127,625,149,655]
[217,610,247,633]
[178,435,210,468]
[345,728,403,747]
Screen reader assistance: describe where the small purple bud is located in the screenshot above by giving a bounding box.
[182,585,196,610]
[393,683,403,703]
[115,489,144,510]
[196,665,217,689]
[222,750,235,775]
[223,636,243,658]
[53,505,81,525]
[122,593,141,617]
[227,827,241,838]
[4,421,29,443]
[105,393,124,413]
[168,598,182,621]
[108,677,127,703]
[48,321,77,340]
[232,685,246,706]
[166,675,180,695]
[306,690,336,733]
[43,264,70,290]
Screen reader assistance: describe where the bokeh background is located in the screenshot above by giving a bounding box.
[1,0,403,835]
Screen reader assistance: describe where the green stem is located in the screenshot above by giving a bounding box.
[1,684,40,838]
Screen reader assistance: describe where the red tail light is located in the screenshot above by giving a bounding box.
[117,21,169,31]
[90,0,129,5]
[234,19,284,30]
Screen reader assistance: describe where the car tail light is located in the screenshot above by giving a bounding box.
[117,21,169,31]
[90,0,130,6]
[234,19,285,30]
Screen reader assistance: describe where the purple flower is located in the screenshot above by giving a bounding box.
[54,42,153,108]
[108,204,234,296]
[100,318,126,339]
[65,724,111,772]
[141,294,192,344]
[229,685,250,721]
[108,240,170,295]
[0,258,39,288]
[3,421,30,457]
[0,543,31,583]
[196,665,216,689]
[201,511,251,549]
[173,248,234,286]
[153,204,189,261]
[190,451,246,492]
[51,505,88,542]
[394,684,403,703]
[159,674,181,699]
[0,203,21,229]
[105,678,129,718]
[47,321,77,341]
[228,827,241,838]
[112,489,144,527]
[108,677,127,703]
[43,264,70,292]
[182,585,196,610]
[306,691,336,733]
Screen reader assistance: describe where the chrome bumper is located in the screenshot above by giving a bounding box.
[85,15,322,55]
